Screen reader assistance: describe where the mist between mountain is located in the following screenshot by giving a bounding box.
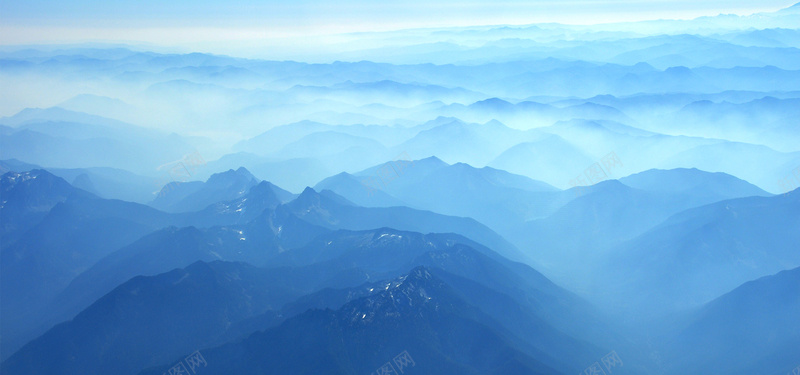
[152,150,207,197]
[776,165,800,195]
[369,350,415,375]
[580,350,623,375]
[568,151,624,198]
[360,151,415,196]
[163,350,207,375]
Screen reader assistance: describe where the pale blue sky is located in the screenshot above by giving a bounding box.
[1,0,797,46]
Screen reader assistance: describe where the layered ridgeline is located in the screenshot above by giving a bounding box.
[3,5,800,192]
[2,161,797,373]
[0,168,522,360]
[1,3,799,374]
[2,227,644,375]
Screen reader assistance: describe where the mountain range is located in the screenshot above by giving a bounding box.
[1,4,798,374]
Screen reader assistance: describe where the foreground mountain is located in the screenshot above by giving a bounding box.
[663,267,800,375]
[595,188,800,316]
[0,176,526,358]
[263,228,645,370]
[1,261,305,375]
[139,267,570,375]
[0,189,176,359]
[3,226,640,374]
[0,171,297,358]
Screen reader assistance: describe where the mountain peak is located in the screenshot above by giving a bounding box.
[406,265,435,282]
[291,187,353,209]
[299,186,318,197]
[483,119,507,128]
[2,169,85,197]
[241,180,280,201]
[421,116,463,128]
[470,97,514,111]
[339,266,451,326]
[205,167,258,187]
[665,66,693,76]
[289,186,321,207]
[416,155,449,168]
[619,168,769,198]
[2,169,48,185]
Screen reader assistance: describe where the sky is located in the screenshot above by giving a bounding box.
[0,0,797,57]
